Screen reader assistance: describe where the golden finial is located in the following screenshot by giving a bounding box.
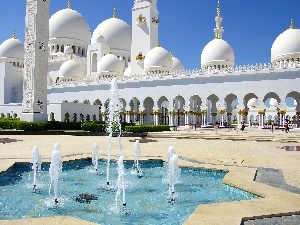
[113,6,117,18]
[290,19,294,29]
[67,0,71,9]
[170,51,173,57]
[12,31,17,39]
[158,41,160,47]
[215,32,219,39]
[217,1,221,15]
[109,47,112,54]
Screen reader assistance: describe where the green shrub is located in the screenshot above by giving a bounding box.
[0,120,21,129]
[18,122,50,131]
[81,122,107,132]
[125,125,170,133]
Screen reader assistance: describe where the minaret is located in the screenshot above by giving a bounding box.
[20,0,50,122]
[214,1,224,39]
[131,0,159,75]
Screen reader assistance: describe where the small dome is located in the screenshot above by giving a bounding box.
[64,45,73,54]
[0,37,24,60]
[144,46,173,72]
[49,8,90,44]
[271,28,300,63]
[247,98,258,108]
[91,18,131,51]
[59,58,83,79]
[269,98,279,107]
[124,66,131,76]
[172,56,184,71]
[201,38,234,68]
[97,54,123,76]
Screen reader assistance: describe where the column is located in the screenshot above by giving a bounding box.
[21,0,50,122]
[126,111,131,123]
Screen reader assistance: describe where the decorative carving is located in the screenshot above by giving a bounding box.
[22,0,49,113]
[152,16,159,24]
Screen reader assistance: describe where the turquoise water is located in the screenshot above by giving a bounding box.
[0,159,259,224]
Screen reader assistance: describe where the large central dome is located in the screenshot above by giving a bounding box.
[49,8,90,44]
[91,18,132,51]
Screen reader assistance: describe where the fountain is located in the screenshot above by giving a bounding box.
[115,155,126,210]
[106,77,122,186]
[133,140,142,177]
[29,146,42,192]
[0,156,260,224]
[166,153,180,203]
[92,143,99,172]
[49,143,62,203]
[167,146,176,163]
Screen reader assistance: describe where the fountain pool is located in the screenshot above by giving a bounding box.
[0,158,259,225]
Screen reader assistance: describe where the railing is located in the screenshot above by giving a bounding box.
[48,60,300,87]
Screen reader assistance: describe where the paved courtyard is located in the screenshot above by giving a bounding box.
[0,128,300,224]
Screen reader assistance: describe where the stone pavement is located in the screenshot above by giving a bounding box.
[0,127,300,225]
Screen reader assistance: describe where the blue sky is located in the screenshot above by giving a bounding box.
[0,0,299,69]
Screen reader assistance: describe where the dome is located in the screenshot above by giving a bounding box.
[271,28,300,63]
[97,54,123,75]
[172,56,184,71]
[59,58,83,79]
[247,98,258,108]
[49,8,90,44]
[144,47,173,72]
[91,18,131,51]
[201,38,234,68]
[64,45,73,54]
[124,66,131,76]
[0,37,24,60]
[269,98,279,107]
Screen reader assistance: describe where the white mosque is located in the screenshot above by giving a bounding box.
[0,0,299,128]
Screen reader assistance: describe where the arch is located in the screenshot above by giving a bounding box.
[92,53,97,73]
[50,112,55,121]
[64,112,70,122]
[224,93,238,112]
[207,94,219,111]
[263,92,280,108]
[244,93,258,109]
[189,95,202,111]
[158,96,169,125]
[119,98,126,111]
[173,95,185,111]
[143,97,154,124]
[72,113,77,122]
[286,91,300,109]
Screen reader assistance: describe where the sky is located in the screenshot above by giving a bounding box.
[0,0,299,69]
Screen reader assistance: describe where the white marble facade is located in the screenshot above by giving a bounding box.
[0,0,299,127]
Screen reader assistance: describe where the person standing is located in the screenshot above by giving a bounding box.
[271,121,275,133]
[284,117,290,133]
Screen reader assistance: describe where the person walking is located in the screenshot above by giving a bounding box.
[240,121,245,131]
[271,121,275,133]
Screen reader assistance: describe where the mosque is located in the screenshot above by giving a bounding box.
[0,0,299,128]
